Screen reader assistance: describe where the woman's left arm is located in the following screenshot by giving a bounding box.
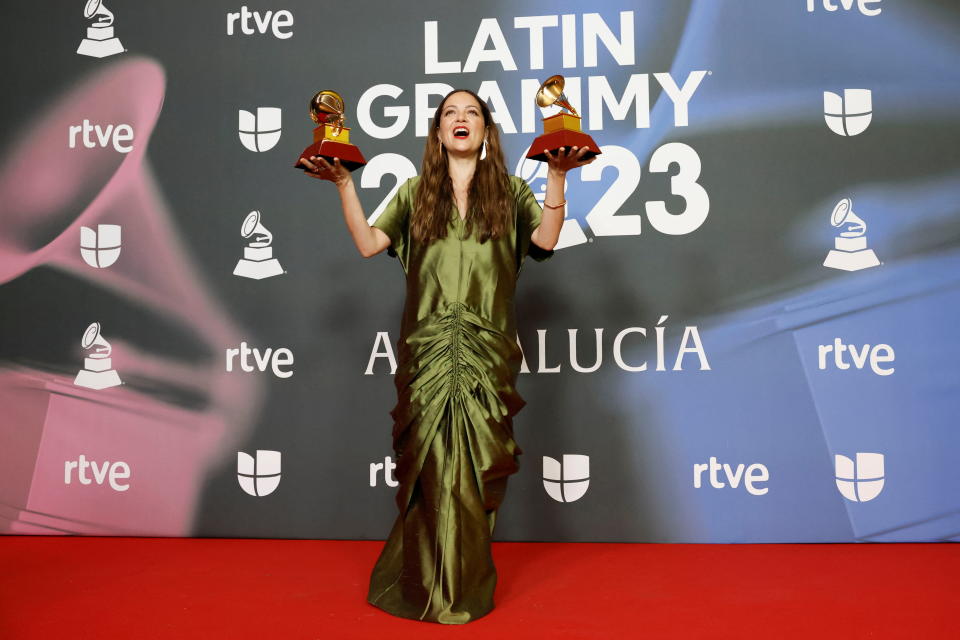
[532,146,596,250]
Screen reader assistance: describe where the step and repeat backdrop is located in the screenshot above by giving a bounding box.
[1,0,958,542]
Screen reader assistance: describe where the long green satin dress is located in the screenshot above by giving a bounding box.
[366,175,553,624]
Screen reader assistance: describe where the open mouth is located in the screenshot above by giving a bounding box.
[453,127,469,139]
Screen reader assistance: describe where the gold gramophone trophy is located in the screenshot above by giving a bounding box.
[526,75,601,163]
[295,90,367,177]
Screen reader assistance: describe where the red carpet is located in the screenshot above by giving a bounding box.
[0,538,954,639]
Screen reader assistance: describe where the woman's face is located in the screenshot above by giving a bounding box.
[437,92,486,157]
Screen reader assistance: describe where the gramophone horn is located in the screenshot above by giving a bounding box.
[84,0,114,25]
[0,56,253,420]
[830,197,867,236]
[84,0,102,18]
[240,210,272,247]
[81,322,102,350]
[535,75,578,117]
[312,90,344,116]
[830,198,852,227]
[309,90,346,136]
[81,321,112,357]
[0,58,262,537]
[240,211,261,237]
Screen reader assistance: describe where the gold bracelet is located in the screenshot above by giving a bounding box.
[543,199,567,209]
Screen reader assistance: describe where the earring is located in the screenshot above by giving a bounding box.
[480,139,487,160]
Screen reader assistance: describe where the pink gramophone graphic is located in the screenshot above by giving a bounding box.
[0,59,262,536]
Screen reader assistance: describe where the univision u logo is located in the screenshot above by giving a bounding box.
[237,450,281,497]
[543,454,590,503]
[824,89,872,137]
[835,453,884,503]
[239,108,281,152]
[81,224,121,268]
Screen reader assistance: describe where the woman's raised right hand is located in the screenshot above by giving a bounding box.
[298,155,351,187]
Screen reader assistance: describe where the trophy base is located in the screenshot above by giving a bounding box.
[77,38,125,59]
[823,249,880,271]
[295,140,367,174]
[526,130,601,162]
[74,369,122,390]
[234,258,284,280]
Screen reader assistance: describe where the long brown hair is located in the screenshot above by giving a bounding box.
[412,89,512,244]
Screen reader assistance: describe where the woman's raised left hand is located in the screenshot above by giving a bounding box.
[543,145,596,174]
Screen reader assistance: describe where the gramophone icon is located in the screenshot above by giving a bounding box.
[77,0,125,58]
[74,322,123,390]
[233,210,284,280]
[823,197,880,271]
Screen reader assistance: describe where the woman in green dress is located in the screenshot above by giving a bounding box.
[301,89,593,624]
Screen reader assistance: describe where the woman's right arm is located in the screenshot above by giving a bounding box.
[301,156,391,258]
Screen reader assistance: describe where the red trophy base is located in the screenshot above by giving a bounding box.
[526,113,601,163]
[295,124,367,176]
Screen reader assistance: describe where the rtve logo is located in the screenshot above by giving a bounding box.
[543,455,589,503]
[64,454,131,492]
[693,457,769,496]
[227,6,294,39]
[225,342,294,378]
[818,339,895,376]
[239,108,282,152]
[69,120,134,153]
[806,0,882,16]
[369,456,398,487]
[237,450,282,497]
[824,89,872,137]
[835,453,884,502]
[81,224,121,268]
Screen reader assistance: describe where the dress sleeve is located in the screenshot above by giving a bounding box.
[371,177,414,271]
[514,176,555,268]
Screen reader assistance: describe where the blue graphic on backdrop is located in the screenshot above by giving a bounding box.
[497,0,960,542]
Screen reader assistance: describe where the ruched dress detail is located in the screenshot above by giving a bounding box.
[366,176,552,624]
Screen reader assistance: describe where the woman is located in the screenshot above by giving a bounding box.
[300,89,593,624]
